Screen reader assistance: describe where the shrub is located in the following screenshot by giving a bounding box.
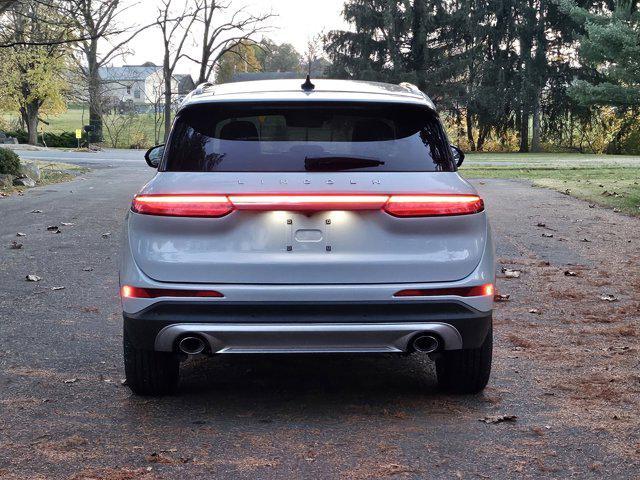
[42,131,78,148]
[4,130,29,144]
[0,147,21,175]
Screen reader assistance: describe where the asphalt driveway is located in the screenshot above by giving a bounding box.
[0,152,638,479]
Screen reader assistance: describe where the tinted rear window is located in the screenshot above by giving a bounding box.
[163,102,455,172]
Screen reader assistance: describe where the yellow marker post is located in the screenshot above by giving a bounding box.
[75,129,82,149]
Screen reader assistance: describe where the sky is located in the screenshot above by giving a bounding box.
[109,0,349,79]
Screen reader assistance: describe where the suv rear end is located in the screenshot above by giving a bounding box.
[120,80,494,396]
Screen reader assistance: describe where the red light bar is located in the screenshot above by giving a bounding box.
[384,195,484,217]
[131,194,483,217]
[121,285,223,298]
[229,194,389,211]
[394,284,494,297]
[132,195,232,217]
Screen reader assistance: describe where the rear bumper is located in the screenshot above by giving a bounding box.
[123,301,492,353]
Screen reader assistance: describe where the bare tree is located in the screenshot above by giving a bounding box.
[66,0,154,142]
[190,0,274,84]
[155,0,201,141]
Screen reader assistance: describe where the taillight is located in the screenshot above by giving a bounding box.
[131,195,233,217]
[131,194,483,217]
[384,195,484,217]
[120,285,223,298]
[394,284,494,297]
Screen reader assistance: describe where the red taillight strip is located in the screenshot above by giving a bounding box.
[121,285,223,298]
[384,195,484,217]
[132,195,232,217]
[131,194,483,217]
[394,284,494,298]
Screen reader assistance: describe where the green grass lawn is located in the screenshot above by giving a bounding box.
[463,153,640,216]
[2,107,162,148]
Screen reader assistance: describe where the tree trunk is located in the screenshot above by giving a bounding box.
[87,41,103,143]
[163,63,172,141]
[519,108,529,152]
[466,113,476,151]
[531,94,542,152]
[21,100,39,145]
[411,0,429,91]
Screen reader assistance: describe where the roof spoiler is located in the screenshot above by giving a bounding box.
[193,82,214,96]
[399,82,436,110]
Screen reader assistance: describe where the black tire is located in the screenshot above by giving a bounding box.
[123,329,179,396]
[436,326,492,394]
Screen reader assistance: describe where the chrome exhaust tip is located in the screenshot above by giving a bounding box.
[178,336,206,355]
[411,335,440,353]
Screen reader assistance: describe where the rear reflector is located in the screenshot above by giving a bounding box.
[131,194,483,217]
[120,285,223,298]
[394,284,494,297]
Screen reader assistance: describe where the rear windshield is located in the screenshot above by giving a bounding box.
[163,102,455,172]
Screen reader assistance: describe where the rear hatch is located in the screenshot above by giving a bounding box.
[128,102,487,285]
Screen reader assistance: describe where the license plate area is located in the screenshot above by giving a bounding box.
[284,213,332,252]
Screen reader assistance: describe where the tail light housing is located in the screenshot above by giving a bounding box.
[131,194,483,217]
[384,195,484,217]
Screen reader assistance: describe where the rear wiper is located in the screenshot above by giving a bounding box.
[304,156,385,171]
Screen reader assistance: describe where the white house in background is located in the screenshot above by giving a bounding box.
[99,62,195,107]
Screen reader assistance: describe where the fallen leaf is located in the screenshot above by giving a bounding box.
[30,209,42,213]
[529,308,541,314]
[600,294,618,302]
[542,233,554,238]
[51,286,65,291]
[82,267,94,272]
[101,232,111,238]
[564,270,577,277]
[494,294,510,302]
[63,378,78,384]
[581,238,591,242]
[588,204,595,208]
[26,274,41,282]
[60,222,74,226]
[16,232,26,237]
[46,225,60,232]
[10,241,22,249]
[536,222,546,227]
[613,208,621,213]
[502,268,521,278]
[479,414,517,424]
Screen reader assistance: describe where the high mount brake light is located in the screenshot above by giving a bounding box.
[394,284,494,298]
[120,285,223,299]
[131,194,483,217]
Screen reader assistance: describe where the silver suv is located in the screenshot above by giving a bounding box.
[120,79,495,396]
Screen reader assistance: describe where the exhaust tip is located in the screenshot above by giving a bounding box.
[178,336,206,355]
[411,335,440,353]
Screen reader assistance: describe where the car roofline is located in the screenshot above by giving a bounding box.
[178,79,437,112]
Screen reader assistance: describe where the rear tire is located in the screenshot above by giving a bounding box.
[436,326,492,394]
[123,329,179,396]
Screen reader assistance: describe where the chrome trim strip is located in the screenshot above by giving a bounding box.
[154,322,463,354]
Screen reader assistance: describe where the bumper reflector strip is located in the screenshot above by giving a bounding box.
[120,285,224,299]
[394,284,494,298]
